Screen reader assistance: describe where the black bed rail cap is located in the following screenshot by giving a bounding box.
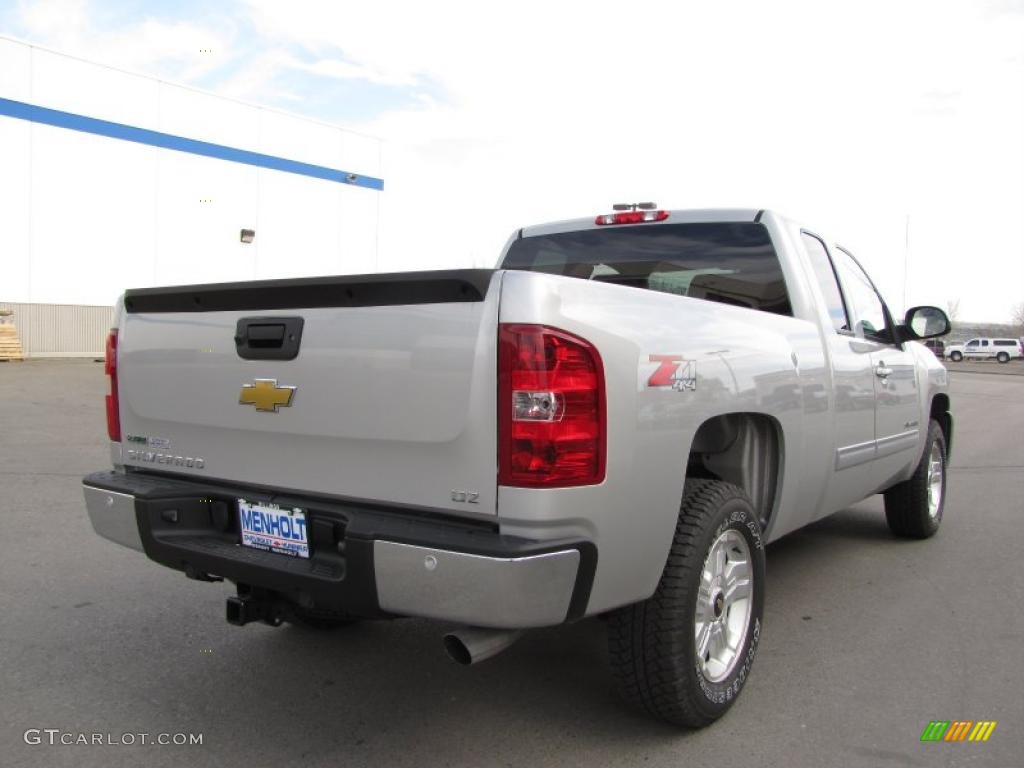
[123,269,496,313]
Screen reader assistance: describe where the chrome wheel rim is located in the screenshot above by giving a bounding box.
[695,530,753,683]
[927,442,944,520]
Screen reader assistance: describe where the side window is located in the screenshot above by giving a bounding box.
[831,247,890,343]
[801,233,849,333]
[967,340,979,348]
[981,340,989,347]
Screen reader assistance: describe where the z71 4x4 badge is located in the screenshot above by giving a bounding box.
[647,354,697,391]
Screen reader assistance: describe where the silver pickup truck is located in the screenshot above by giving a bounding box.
[83,206,952,727]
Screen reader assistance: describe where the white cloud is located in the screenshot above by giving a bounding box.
[12,0,237,82]
[296,57,419,87]
[16,0,88,47]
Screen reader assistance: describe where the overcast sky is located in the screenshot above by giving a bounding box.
[2,0,1022,323]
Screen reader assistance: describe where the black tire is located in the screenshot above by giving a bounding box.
[949,352,962,362]
[884,420,947,539]
[288,606,358,630]
[997,352,1009,364]
[608,479,766,727]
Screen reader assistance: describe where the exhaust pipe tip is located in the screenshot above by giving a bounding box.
[443,634,474,666]
[443,627,524,666]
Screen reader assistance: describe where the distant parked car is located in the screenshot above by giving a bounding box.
[946,337,1024,363]
[923,339,945,359]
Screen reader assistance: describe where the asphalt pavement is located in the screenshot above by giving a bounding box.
[942,358,1024,376]
[1,360,1021,768]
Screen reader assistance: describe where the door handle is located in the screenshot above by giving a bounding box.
[875,362,893,379]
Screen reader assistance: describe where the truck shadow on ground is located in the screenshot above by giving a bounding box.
[153,502,904,762]
[768,501,895,548]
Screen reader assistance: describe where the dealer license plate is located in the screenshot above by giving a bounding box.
[238,499,309,559]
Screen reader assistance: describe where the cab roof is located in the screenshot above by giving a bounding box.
[520,208,765,239]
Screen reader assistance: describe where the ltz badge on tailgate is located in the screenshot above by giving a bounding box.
[239,379,297,412]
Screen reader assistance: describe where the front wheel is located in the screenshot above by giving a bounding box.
[997,352,1009,363]
[949,351,962,361]
[608,479,766,727]
[884,420,947,539]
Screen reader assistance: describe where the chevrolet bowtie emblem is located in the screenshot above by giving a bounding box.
[239,379,296,412]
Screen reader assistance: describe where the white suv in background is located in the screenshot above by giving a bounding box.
[946,338,1024,363]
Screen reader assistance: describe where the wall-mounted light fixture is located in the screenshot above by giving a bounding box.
[240,228,255,244]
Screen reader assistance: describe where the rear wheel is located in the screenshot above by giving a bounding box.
[608,479,765,727]
[884,420,947,539]
[997,351,1009,363]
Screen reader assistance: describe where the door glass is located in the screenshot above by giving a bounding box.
[801,233,850,332]
[831,248,890,343]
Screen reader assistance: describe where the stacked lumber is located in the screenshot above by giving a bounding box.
[0,311,25,361]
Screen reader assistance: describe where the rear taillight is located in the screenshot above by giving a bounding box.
[105,329,120,441]
[498,324,605,487]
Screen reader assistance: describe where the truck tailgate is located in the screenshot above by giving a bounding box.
[117,270,500,518]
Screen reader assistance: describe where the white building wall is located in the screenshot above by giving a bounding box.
[0,36,383,312]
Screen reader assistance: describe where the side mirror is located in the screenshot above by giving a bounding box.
[902,305,951,340]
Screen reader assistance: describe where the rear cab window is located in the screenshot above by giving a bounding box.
[500,222,793,316]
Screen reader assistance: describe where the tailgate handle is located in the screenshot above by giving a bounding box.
[235,317,304,360]
[247,324,285,346]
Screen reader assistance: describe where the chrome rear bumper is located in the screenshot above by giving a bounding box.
[84,484,144,552]
[374,541,579,627]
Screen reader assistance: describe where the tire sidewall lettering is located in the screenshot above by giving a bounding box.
[714,507,764,551]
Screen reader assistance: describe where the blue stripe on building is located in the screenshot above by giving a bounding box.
[0,96,383,191]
